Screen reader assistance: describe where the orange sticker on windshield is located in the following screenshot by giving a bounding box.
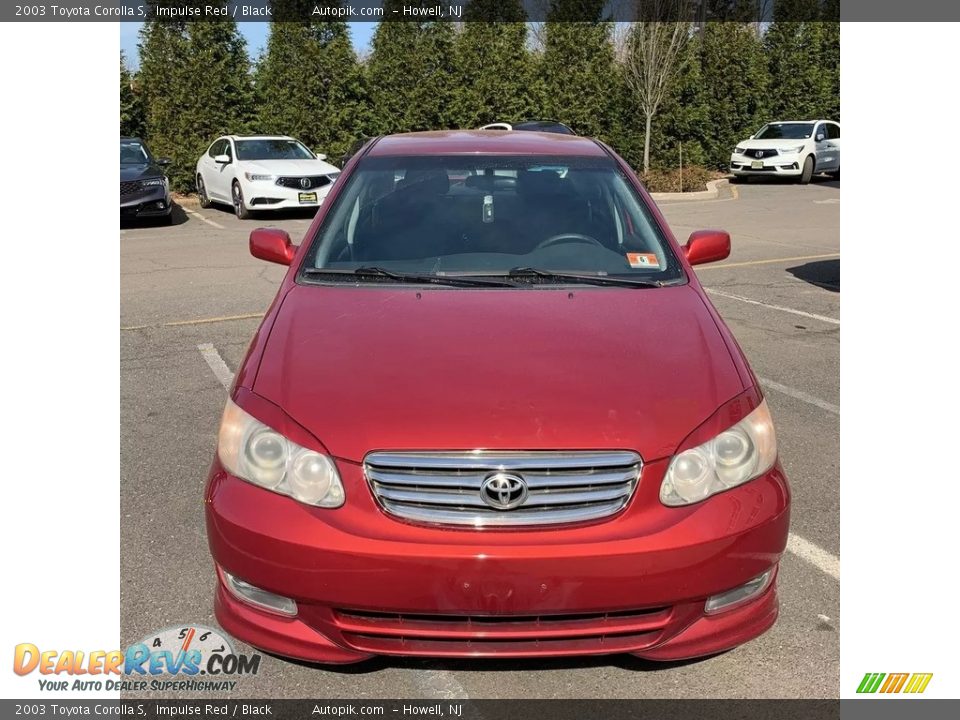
[627,253,660,269]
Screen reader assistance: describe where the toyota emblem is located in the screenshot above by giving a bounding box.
[299,177,311,189]
[480,472,529,510]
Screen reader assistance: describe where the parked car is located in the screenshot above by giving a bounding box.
[195,135,341,219]
[730,120,840,184]
[205,130,790,665]
[120,137,172,223]
[480,120,576,135]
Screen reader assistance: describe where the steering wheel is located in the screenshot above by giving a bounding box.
[535,233,605,251]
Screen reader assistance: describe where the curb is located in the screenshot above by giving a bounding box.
[173,193,200,208]
[650,178,728,202]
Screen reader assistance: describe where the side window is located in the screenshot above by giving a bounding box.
[828,123,840,139]
[208,139,224,158]
[815,124,826,141]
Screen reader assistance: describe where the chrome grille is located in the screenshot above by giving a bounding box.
[364,451,641,527]
[276,175,333,190]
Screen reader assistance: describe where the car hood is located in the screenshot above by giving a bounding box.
[252,284,744,463]
[239,158,340,176]
[738,138,810,150]
[120,163,166,181]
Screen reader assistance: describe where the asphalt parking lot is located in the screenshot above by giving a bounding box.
[120,176,840,699]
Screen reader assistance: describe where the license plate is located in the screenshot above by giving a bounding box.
[298,192,317,203]
[751,160,764,169]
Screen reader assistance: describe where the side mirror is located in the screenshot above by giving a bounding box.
[157,158,172,166]
[250,228,297,266]
[684,230,731,266]
[816,134,825,142]
[214,154,231,164]
[316,152,327,161]
[749,134,755,139]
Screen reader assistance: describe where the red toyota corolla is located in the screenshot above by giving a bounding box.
[204,130,790,664]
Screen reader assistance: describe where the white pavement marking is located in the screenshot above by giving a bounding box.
[197,343,234,388]
[787,533,840,581]
[413,669,470,700]
[814,198,840,204]
[184,208,226,230]
[757,376,840,416]
[705,287,840,326]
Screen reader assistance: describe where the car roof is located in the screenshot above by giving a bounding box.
[769,119,837,124]
[367,130,607,158]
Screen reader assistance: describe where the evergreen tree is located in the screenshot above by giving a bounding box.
[120,51,145,138]
[451,0,535,128]
[366,2,457,133]
[699,22,770,169]
[764,0,833,121]
[138,18,253,191]
[256,9,369,161]
[539,1,618,141]
[820,0,841,120]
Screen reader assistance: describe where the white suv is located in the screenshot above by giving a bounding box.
[195,135,340,219]
[730,120,840,184]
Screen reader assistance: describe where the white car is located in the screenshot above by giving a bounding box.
[730,120,840,184]
[195,135,340,219]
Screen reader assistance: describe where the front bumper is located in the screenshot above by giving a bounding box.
[730,153,802,177]
[241,179,334,211]
[120,186,171,217]
[205,456,790,663]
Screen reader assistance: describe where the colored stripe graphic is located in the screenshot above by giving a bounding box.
[857,672,932,694]
[904,674,933,694]
[880,673,909,693]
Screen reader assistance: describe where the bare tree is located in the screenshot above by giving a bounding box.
[616,1,693,173]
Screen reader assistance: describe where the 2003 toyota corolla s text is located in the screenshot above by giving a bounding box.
[204,130,790,664]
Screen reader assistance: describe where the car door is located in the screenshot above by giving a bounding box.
[825,123,840,170]
[210,139,236,200]
[201,139,224,199]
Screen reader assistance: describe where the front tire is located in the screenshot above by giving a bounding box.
[799,155,815,184]
[232,181,251,220]
[197,174,212,208]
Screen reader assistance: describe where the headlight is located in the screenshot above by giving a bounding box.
[778,145,804,154]
[141,177,166,187]
[734,147,746,154]
[660,399,777,506]
[244,172,275,182]
[217,399,345,508]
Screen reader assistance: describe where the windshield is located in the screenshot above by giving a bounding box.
[302,155,683,284]
[120,140,151,164]
[754,123,814,140]
[235,139,314,161]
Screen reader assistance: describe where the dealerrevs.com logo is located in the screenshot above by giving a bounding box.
[857,672,933,694]
[13,625,261,692]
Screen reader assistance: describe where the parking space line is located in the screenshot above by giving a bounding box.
[787,533,840,580]
[122,312,264,332]
[758,376,839,416]
[184,208,226,230]
[197,343,234,388]
[705,288,840,325]
[698,252,839,271]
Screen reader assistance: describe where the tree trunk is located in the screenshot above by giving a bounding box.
[643,112,652,174]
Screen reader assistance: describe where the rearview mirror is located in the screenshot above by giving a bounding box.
[250,228,297,266]
[214,154,231,164]
[684,230,730,266]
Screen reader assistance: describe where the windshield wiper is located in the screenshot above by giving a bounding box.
[302,266,517,287]
[507,267,663,288]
